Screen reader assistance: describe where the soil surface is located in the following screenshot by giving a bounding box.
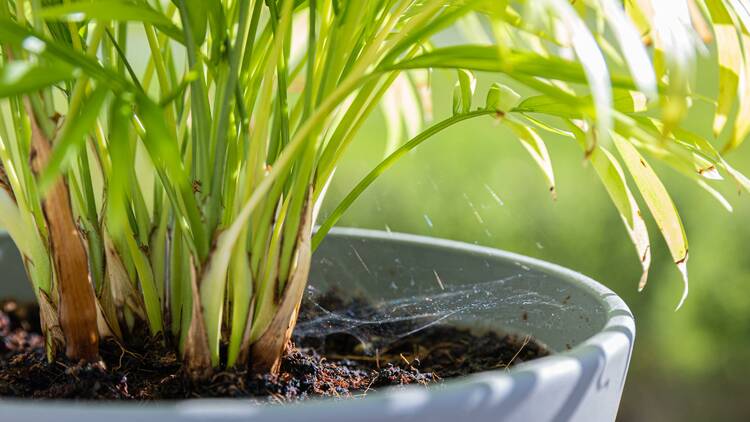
[0,297,550,402]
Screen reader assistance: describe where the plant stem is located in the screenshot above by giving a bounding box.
[26,99,100,362]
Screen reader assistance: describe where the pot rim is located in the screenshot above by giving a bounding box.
[0,227,635,413]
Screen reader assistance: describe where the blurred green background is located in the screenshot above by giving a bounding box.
[320,52,750,421]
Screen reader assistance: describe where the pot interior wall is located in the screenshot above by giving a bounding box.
[303,229,609,353]
[0,234,34,302]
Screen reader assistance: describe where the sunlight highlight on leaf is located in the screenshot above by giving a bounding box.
[542,0,613,145]
[724,0,750,151]
[39,0,183,42]
[650,0,704,130]
[0,61,74,98]
[706,0,742,137]
[599,0,657,99]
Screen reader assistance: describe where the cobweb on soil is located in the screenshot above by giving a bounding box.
[293,272,584,354]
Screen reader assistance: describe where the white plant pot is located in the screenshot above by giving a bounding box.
[0,228,635,422]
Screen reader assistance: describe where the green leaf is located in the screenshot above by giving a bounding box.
[515,89,646,119]
[384,45,501,71]
[39,0,184,43]
[485,83,501,112]
[649,1,699,132]
[724,0,750,151]
[0,61,75,98]
[618,114,730,185]
[592,144,651,289]
[614,136,689,309]
[383,45,637,90]
[179,0,209,47]
[514,94,583,118]
[504,118,556,198]
[39,86,109,193]
[457,69,475,114]
[612,89,649,113]
[568,115,651,289]
[624,0,651,36]
[226,232,252,367]
[452,81,462,115]
[621,123,740,215]
[706,0,741,136]
[123,228,163,335]
[105,96,135,238]
[205,0,227,50]
[0,188,32,257]
[726,34,750,152]
[544,0,613,146]
[135,97,189,189]
[485,82,520,113]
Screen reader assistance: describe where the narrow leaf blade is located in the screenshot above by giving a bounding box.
[615,136,689,309]
[0,61,74,98]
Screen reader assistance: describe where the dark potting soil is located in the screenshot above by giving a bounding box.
[0,296,550,402]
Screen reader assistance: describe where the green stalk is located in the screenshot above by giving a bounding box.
[0,106,36,227]
[65,23,106,119]
[123,228,163,335]
[277,0,318,286]
[144,24,176,131]
[199,0,295,368]
[169,223,184,338]
[150,200,169,304]
[130,171,152,245]
[205,0,252,236]
[225,229,251,366]
[176,229,194,354]
[177,0,211,189]
[8,100,47,236]
[76,147,105,292]
[266,0,292,160]
[247,194,290,343]
[239,2,269,88]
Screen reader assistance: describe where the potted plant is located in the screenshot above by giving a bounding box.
[0,0,747,421]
